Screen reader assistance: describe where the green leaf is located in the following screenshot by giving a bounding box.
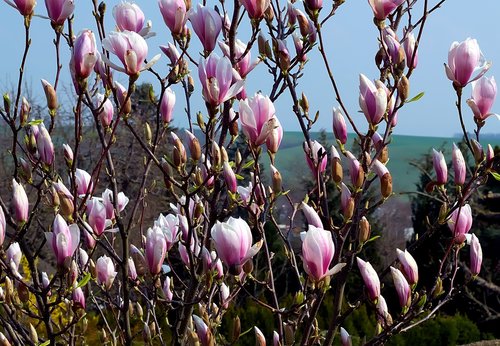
[242,160,255,169]
[490,171,500,181]
[75,272,92,289]
[40,341,50,346]
[405,92,424,103]
[235,174,244,180]
[27,119,44,126]
[364,235,381,244]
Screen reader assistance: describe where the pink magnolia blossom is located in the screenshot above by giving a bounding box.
[219,39,259,78]
[239,93,279,147]
[101,31,160,76]
[211,217,262,275]
[45,0,74,25]
[368,0,405,20]
[432,149,447,185]
[160,87,175,123]
[300,225,338,282]
[192,315,211,346]
[71,30,97,82]
[163,276,173,301]
[46,215,80,266]
[72,286,86,309]
[7,242,22,277]
[223,161,237,193]
[304,140,327,177]
[240,0,270,19]
[448,204,473,243]
[340,327,352,346]
[96,255,117,290]
[445,38,491,87]
[4,0,36,16]
[301,202,323,229]
[155,213,179,250]
[87,198,107,236]
[12,179,29,224]
[469,233,482,276]
[75,168,93,196]
[95,94,114,127]
[158,0,188,36]
[333,107,347,145]
[102,189,129,220]
[37,123,55,166]
[390,267,411,309]
[452,143,466,185]
[160,43,180,65]
[396,248,418,286]
[189,4,223,52]
[359,74,387,125]
[254,326,266,345]
[145,226,167,275]
[467,76,498,121]
[113,2,145,33]
[198,53,244,106]
[404,31,418,69]
[356,257,380,302]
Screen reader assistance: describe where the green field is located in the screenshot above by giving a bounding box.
[263,132,499,197]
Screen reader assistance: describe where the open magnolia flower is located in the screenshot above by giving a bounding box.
[101,30,160,76]
[211,217,262,275]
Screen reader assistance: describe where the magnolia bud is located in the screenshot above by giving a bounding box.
[300,92,309,113]
[211,142,221,168]
[471,139,484,163]
[20,97,30,127]
[330,146,343,184]
[229,109,239,137]
[254,326,265,346]
[359,216,371,243]
[161,159,174,190]
[221,146,229,163]
[144,122,152,146]
[41,79,58,112]
[270,164,282,194]
[398,75,410,102]
[232,317,241,343]
[29,324,38,345]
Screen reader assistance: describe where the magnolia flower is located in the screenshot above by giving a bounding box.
[101,31,160,76]
[198,53,244,106]
[96,255,117,290]
[155,213,179,250]
[304,140,327,177]
[211,217,262,275]
[357,257,380,302]
[5,0,36,16]
[301,202,323,229]
[160,87,175,123]
[396,248,418,286]
[239,93,279,147]
[469,233,482,276]
[0,206,5,247]
[390,267,411,309]
[467,76,498,121]
[219,39,259,78]
[113,2,145,34]
[87,198,108,236]
[45,0,74,25]
[359,74,387,125]
[432,149,447,185]
[71,30,97,81]
[333,107,348,145]
[75,168,93,196]
[445,38,491,87]
[452,143,466,185]
[12,179,29,224]
[300,226,341,282]
[368,0,405,20]
[95,94,114,127]
[189,4,223,52]
[46,215,80,266]
[145,226,167,275]
[158,0,188,36]
[448,204,473,243]
[240,0,270,19]
[37,123,55,166]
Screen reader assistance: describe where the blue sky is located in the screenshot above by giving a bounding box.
[1,0,499,138]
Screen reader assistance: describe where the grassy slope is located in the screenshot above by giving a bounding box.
[264,132,498,196]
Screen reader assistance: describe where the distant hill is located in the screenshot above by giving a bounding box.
[261,132,499,199]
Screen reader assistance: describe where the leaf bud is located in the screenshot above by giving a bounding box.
[398,75,410,102]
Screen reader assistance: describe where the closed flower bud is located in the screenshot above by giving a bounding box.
[390,267,411,309]
[452,143,466,185]
[12,179,29,224]
[340,327,352,346]
[96,255,117,290]
[469,233,482,276]
[254,326,266,346]
[448,204,472,244]
[223,161,237,194]
[211,141,221,168]
[398,75,410,102]
[372,159,392,197]
[330,146,343,184]
[341,183,354,220]
[145,227,167,276]
[357,257,380,302]
[301,202,323,229]
[359,216,371,243]
[486,144,494,163]
[161,87,176,124]
[41,79,58,112]
[185,130,201,161]
[333,107,348,145]
[471,139,484,163]
[396,248,418,286]
[20,97,30,127]
[432,149,448,185]
[346,151,364,189]
[62,143,73,165]
[114,81,132,115]
[270,164,282,194]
